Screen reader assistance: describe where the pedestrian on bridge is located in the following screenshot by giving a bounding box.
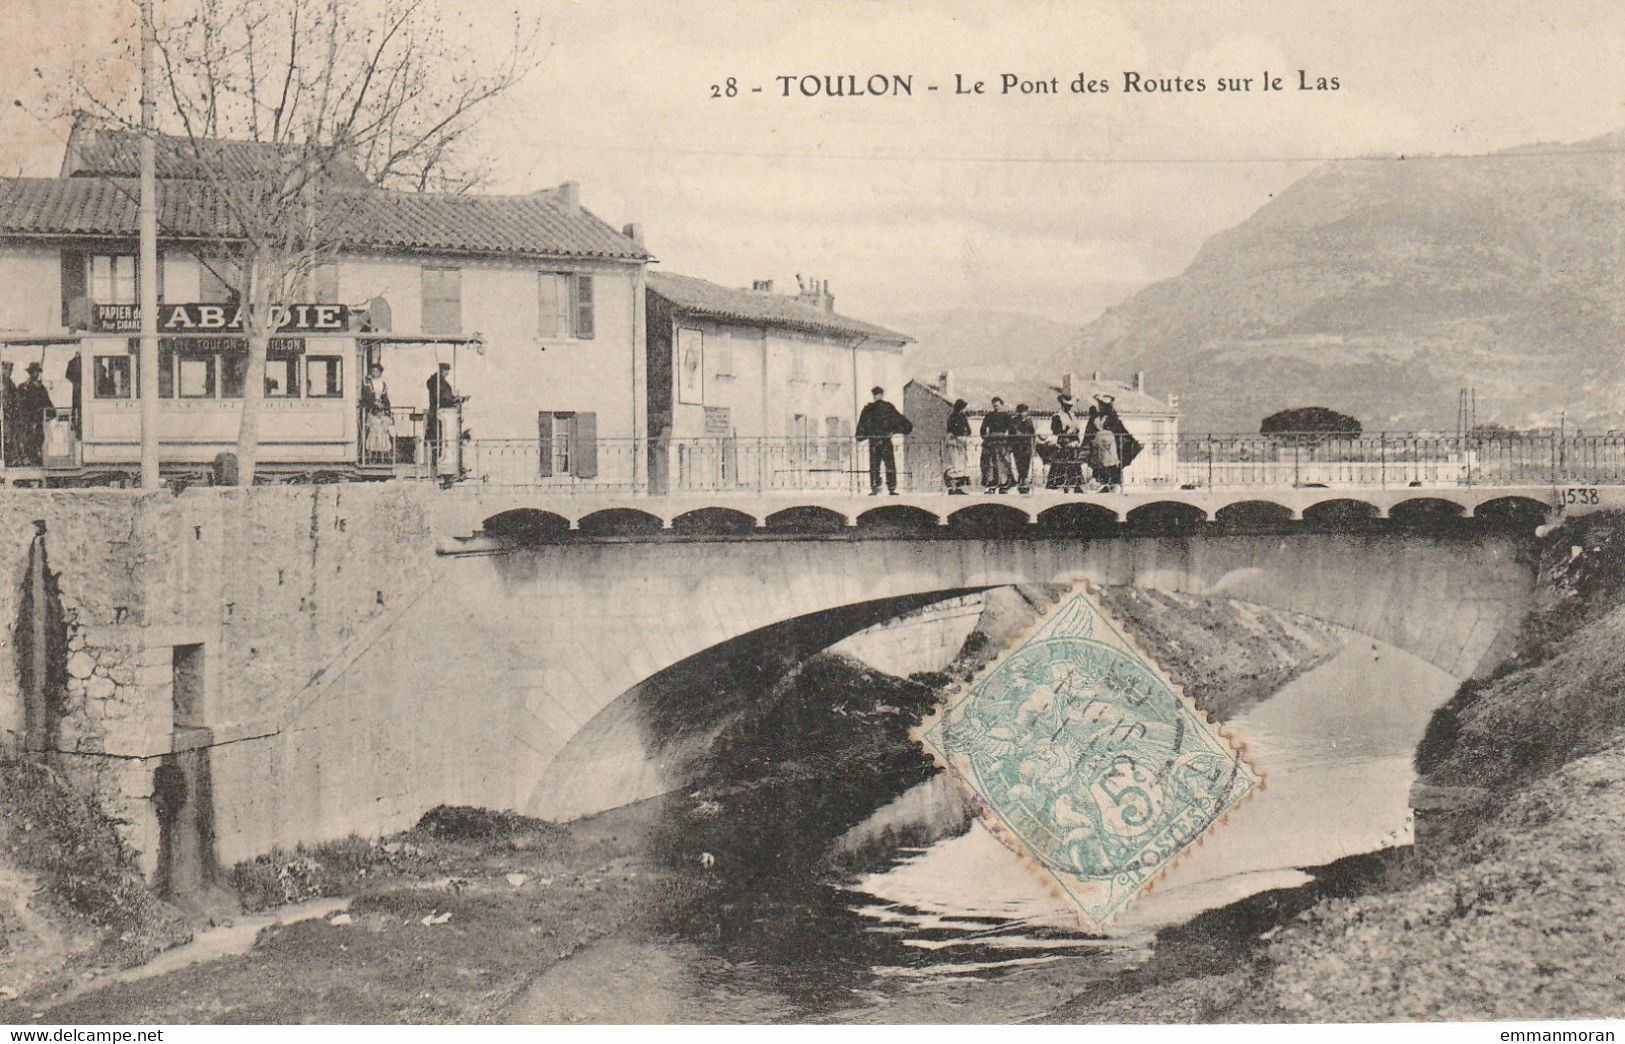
[1045,393,1086,492]
[856,386,912,495]
[944,398,972,494]
[1011,403,1035,493]
[981,397,1017,493]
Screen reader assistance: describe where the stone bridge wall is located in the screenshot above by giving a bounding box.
[0,485,1542,875]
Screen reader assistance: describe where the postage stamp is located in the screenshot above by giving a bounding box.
[913,584,1261,930]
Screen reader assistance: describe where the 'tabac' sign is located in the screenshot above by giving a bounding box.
[93,303,349,334]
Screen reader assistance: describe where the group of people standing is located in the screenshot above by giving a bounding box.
[944,391,1140,494]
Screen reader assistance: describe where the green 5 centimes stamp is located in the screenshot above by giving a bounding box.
[913,584,1261,931]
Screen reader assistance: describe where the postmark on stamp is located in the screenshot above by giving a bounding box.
[913,583,1261,930]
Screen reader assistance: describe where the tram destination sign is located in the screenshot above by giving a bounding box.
[91,302,350,335]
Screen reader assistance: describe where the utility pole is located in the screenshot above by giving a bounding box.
[137,0,161,488]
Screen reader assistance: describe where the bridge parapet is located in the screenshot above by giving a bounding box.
[429,484,1625,548]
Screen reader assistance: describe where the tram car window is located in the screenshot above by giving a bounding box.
[265,357,300,398]
[307,356,343,398]
[177,354,216,399]
[94,356,132,399]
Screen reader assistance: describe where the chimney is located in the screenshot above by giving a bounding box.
[621,222,644,248]
[556,180,580,215]
[751,279,775,292]
[939,370,957,398]
[1134,370,1145,393]
[1091,370,1101,382]
[796,276,835,313]
[1062,373,1082,397]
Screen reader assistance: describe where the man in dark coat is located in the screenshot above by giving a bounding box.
[14,362,54,467]
[980,396,1015,493]
[1010,403,1036,493]
[425,362,460,470]
[855,386,911,494]
[944,398,972,493]
[1094,394,1141,489]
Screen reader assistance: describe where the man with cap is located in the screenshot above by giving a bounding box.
[424,362,463,473]
[1010,403,1036,493]
[855,386,911,494]
[980,396,1016,493]
[14,362,55,466]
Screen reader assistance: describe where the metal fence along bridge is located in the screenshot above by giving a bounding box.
[402,432,1625,542]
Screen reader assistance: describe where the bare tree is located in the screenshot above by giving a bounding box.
[64,0,535,484]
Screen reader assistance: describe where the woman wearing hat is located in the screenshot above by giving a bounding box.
[1046,393,1086,492]
[943,398,972,494]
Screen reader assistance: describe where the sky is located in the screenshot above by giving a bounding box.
[2,0,1622,327]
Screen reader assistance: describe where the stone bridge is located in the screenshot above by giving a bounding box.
[7,482,1613,881]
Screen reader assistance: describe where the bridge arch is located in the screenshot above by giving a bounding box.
[1036,502,1123,533]
[481,508,572,541]
[1127,501,1209,532]
[857,504,941,532]
[764,505,850,533]
[948,502,1033,536]
[1302,498,1382,528]
[671,507,760,535]
[1213,500,1297,529]
[577,507,666,536]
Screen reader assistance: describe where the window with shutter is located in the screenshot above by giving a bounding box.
[538,273,570,337]
[60,251,86,326]
[421,265,462,335]
[198,256,242,305]
[571,274,594,339]
[312,261,340,302]
[570,411,598,478]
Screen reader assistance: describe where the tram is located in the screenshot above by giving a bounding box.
[0,297,476,485]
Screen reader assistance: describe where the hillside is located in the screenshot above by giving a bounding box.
[1068,130,1625,432]
[876,309,1082,383]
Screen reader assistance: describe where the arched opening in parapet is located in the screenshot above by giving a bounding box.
[1126,501,1208,534]
[764,506,849,534]
[947,503,1031,538]
[1474,496,1549,532]
[1035,502,1121,535]
[577,508,665,537]
[1389,497,1468,530]
[1213,500,1296,531]
[481,508,572,543]
[856,505,940,535]
[1302,498,1381,532]
[671,507,760,536]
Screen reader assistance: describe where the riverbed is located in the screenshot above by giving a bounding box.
[510,635,1459,1023]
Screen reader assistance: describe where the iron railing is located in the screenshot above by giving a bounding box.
[381,431,1625,493]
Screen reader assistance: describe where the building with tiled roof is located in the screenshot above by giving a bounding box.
[645,272,912,490]
[0,129,653,477]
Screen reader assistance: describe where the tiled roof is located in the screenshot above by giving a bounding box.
[63,127,373,189]
[648,271,910,344]
[0,176,649,261]
[910,373,1176,415]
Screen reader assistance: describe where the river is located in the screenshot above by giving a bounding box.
[511,633,1458,1023]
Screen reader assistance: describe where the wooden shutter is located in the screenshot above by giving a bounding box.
[570,411,598,478]
[60,251,86,326]
[571,274,595,339]
[537,412,554,477]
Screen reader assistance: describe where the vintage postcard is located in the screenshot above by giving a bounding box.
[0,0,1621,1033]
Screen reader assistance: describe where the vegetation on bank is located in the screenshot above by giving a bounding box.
[1049,511,1625,1022]
[0,757,191,1000]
